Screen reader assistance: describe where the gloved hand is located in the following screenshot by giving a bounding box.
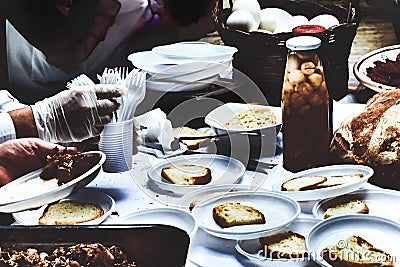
[31,85,127,143]
[0,138,77,186]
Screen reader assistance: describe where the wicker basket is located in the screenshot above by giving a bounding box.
[214,0,360,106]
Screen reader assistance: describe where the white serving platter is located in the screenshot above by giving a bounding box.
[353,44,400,92]
[116,207,197,237]
[192,191,301,240]
[312,188,400,222]
[0,151,105,213]
[272,165,373,202]
[306,215,400,267]
[147,154,246,195]
[204,103,282,135]
[236,218,321,266]
[12,188,115,225]
[152,41,237,62]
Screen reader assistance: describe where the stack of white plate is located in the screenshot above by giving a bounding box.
[128,42,238,92]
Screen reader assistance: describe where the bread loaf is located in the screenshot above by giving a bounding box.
[173,126,209,150]
[161,164,212,185]
[323,199,369,219]
[330,90,400,190]
[38,200,104,225]
[322,235,394,266]
[259,231,308,259]
[212,202,265,228]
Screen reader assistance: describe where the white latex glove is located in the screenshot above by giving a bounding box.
[31,85,126,143]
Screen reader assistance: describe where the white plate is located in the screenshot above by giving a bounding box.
[147,154,246,195]
[116,208,197,237]
[0,151,105,213]
[306,215,400,266]
[192,191,301,240]
[12,188,115,225]
[204,103,282,135]
[236,218,321,266]
[178,184,270,210]
[353,44,400,92]
[146,75,219,92]
[272,165,373,202]
[312,188,400,222]
[152,41,238,62]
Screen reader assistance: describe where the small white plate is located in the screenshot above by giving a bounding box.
[236,218,321,266]
[117,208,197,237]
[353,44,400,92]
[0,151,105,213]
[312,188,400,222]
[204,103,282,135]
[147,154,246,195]
[178,184,270,210]
[306,215,400,266]
[192,191,300,240]
[272,165,373,201]
[12,188,115,225]
[152,42,238,62]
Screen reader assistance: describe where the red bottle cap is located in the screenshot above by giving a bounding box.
[292,25,326,35]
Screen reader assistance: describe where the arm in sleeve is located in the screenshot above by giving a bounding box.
[0,113,16,144]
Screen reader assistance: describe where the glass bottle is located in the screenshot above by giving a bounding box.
[281,36,330,172]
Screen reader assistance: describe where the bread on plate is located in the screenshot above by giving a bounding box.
[161,164,211,185]
[212,202,265,228]
[323,199,369,219]
[259,231,308,259]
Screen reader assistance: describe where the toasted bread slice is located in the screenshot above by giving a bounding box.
[259,231,308,259]
[161,164,211,185]
[281,176,327,191]
[322,235,394,267]
[323,199,369,219]
[38,200,104,225]
[314,173,365,189]
[224,108,277,130]
[212,202,266,228]
[173,126,209,150]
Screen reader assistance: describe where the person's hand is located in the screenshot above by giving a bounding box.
[31,84,127,143]
[0,138,77,186]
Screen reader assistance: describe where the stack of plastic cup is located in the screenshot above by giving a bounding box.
[99,119,133,173]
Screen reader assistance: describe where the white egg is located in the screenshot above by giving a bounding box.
[309,14,339,29]
[260,8,293,33]
[291,15,309,28]
[227,10,258,32]
[232,0,261,27]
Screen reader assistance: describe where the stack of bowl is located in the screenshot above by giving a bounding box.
[128,42,238,92]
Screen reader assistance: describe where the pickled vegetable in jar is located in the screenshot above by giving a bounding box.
[281,36,330,172]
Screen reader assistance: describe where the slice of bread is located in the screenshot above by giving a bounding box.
[322,235,394,267]
[173,126,209,150]
[323,199,369,219]
[161,164,212,185]
[314,173,365,189]
[212,202,266,228]
[224,108,277,130]
[281,176,327,191]
[38,200,104,225]
[259,231,308,259]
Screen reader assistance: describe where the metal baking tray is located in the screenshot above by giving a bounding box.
[0,224,189,267]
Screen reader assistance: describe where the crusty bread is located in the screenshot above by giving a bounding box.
[323,199,369,219]
[313,173,365,189]
[281,176,327,191]
[330,90,400,190]
[259,231,308,259]
[224,108,277,130]
[212,202,265,228]
[322,235,394,267]
[161,164,212,185]
[38,200,104,225]
[173,126,209,150]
